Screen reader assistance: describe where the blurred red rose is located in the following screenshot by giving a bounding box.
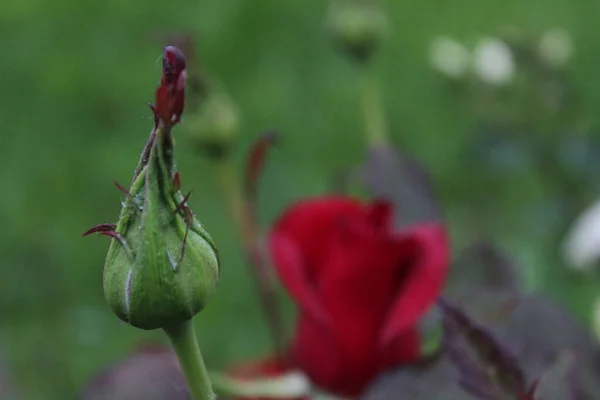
[229,356,308,400]
[268,196,449,396]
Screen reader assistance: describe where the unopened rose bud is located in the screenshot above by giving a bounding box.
[326,0,389,63]
[182,90,240,159]
[102,134,219,330]
[85,47,220,330]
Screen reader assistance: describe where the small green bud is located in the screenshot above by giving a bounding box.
[182,90,240,159]
[101,125,220,330]
[326,0,389,63]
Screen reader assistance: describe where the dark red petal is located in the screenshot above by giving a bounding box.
[162,46,186,85]
[270,196,362,279]
[380,327,420,369]
[291,315,341,395]
[268,233,331,331]
[170,70,186,124]
[366,199,394,231]
[379,223,450,349]
[155,85,171,122]
[307,225,408,396]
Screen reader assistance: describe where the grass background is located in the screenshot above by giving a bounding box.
[2,0,600,398]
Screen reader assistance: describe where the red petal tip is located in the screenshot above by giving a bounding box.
[162,46,187,85]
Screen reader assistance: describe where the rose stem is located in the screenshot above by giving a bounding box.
[359,62,390,147]
[215,156,287,362]
[163,320,215,400]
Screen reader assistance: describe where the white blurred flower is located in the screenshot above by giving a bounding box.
[539,27,573,68]
[429,36,471,79]
[562,199,600,270]
[473,37,515,85]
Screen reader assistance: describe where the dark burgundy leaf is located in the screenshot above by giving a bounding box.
[439,297,528,400]
[361,353,480,400]
[445,241,522,323]
[362,144,442,229]
[493,294,600,400]
[529,351,576,400]
[363,294,600,400]
[448,241,520,293]
[80,344,190,400]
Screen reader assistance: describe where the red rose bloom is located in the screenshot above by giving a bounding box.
[268,196,449,396]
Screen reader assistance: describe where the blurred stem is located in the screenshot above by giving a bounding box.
[215,157,287,361]
[216,158,245,229]
[163,320,214,400]
[359,64,389,147]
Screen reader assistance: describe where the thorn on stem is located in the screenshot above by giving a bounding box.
[179,211,191,265]
[99,231,127,247]
[82,223,117,237]
[177,194,193,263]
[172,191,192,217]
[83,224,134,260]
[114,181,131,197]
[170,191,193,265]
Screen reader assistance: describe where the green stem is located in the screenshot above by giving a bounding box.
[163,320,215,400]
[359,64,389,147]
[216,159,245,232]
[215,157,287,362]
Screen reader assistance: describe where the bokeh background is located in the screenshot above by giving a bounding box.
[2,0,600,398]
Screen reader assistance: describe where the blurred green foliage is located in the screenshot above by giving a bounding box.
[2,0,600,398]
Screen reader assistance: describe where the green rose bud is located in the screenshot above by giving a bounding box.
[106,127,219,330]
[85,46,220,330]
[326,0,389,63]
[182,89,240,160]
